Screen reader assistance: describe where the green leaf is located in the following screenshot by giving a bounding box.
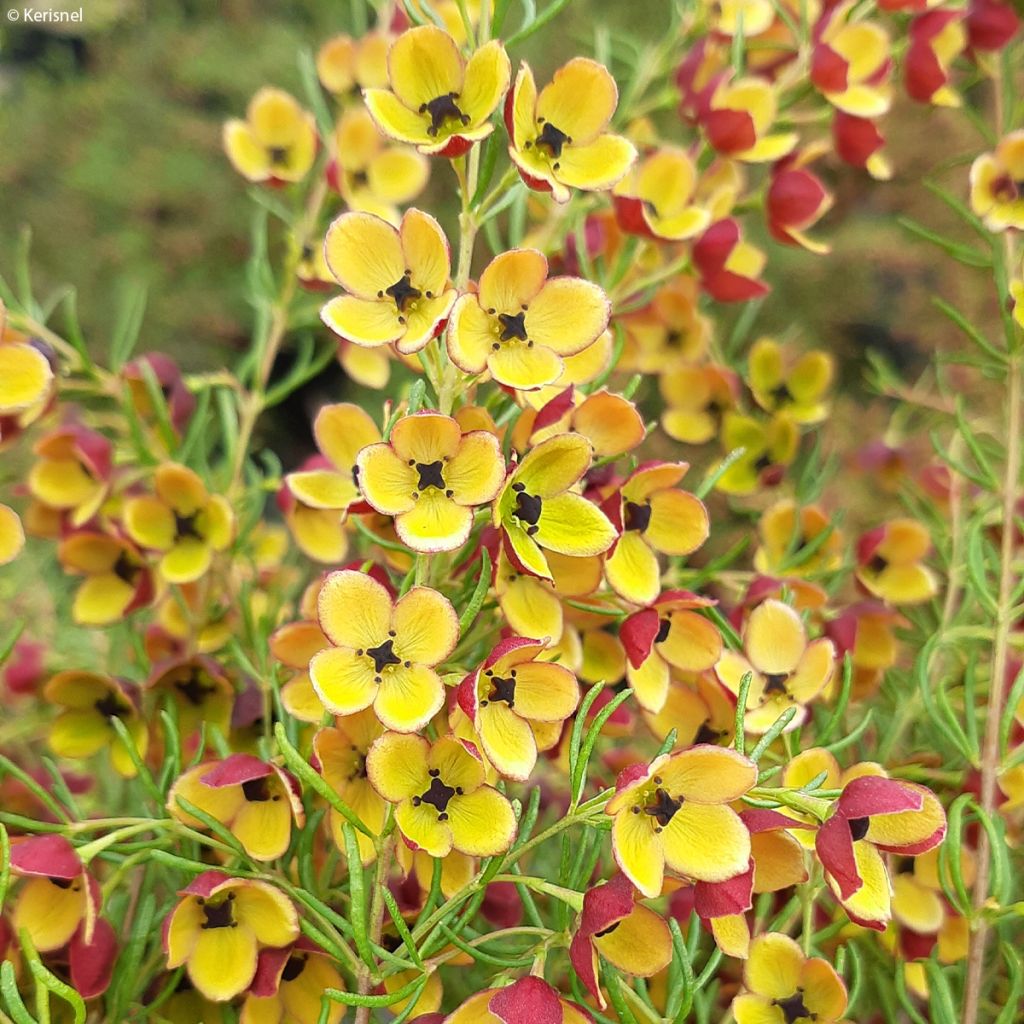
[734,672,753,754]
[898,216,991,268]
[108,281,148,370]
[340,824,375,969]
[571,688,633,806]
[458,548,492,635]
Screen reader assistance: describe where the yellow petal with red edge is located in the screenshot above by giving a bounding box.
[290,505,348,563]
[606,530,661,605]
[161,539,212,584]
[744,931,804,999]
[642,679,709,743]
[448,295,498,373]
[525,278,609,356]
[745,600,806,675]
[535,493,616,556]
[711,914,751,959]
[393,585,459,664]
[479,702,537,779]
[124,496,176,550]
[659,612,723,673]
[388,25,463,112]
[363,88,435,146]
[400,209,451,296]
[0,344,52,412]
[318,569,392,649]
[830,840,891,924]
[232,881,300,947]
[502,574,561,640]
[396,290,457,355]
[168,765,246,828]
[231,796,294,861]
[866,784,945,849]
[751,830,807,892]
[556,134,637,192]
[508,61,538,151]
[595,903,673,976]
[13,877,86,953]
[511,661,579,721]
[357,443,418,516]
[374,664,445,732]
[480,250,549,313]
[662,802,750,882]
[187,923,258,1001]
[612,805,665,898]
[504,522,552,579]
[324,212,404,299]
[396,799,453,857]
[645,489,709,556]
[460,39,511,125]
[658,746,757,803]
[165,896,203,967]
[310,647,379,716]
[514,432,592,497]
[801,957,848,1020]
[248,87,303,145]
[49,710,108,759]
[786,639,835,703]
[367,732,431,800]
[369,147,430,206]
[72,573,135,625]
[731,994,781,1024]
[622,463,688,502]
[322,295,404,347]
[446,431,504,504]
[627,653,670,713]
[287,469,358,511]
[447,786,516,856]
[537,58,617,143]
[0,504,25,564]
[574,392,645,456]
[489,343,563,390]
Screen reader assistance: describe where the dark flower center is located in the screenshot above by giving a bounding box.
[498,311,529,342]
[868,554,888,574]
[282,954,307,982]
[416,461,446,491]
[511,483,542,535]
[200,895,236,930]
[112,551,139,584]
[849,816,870,841]
[991,173,1021,203]
[94,693,129,720]
[763,672,790,697]
[535,120,570,158]
[385,272,422,313]
[623,500,652,533]
[694,722,722,745]
[486,675,517,707]
[413,770,458,818]
[754,453,774,473]
[351,169,369,187]
[771,382,793,405]
[268,146,289,167]
[366,638,402,674]
[643,786,682,829]
[241,776,272,802]
[774,990,813,1023]
[175,671,216,707]
[420,92,470,135]
[656,617,672,644]
[174,511,202,540]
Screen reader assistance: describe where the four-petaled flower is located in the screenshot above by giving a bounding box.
[357,411,505,552]
[240,940,345,1024]
[57,531,153,626]
[223,88,317,184]
[856,518,939,605]
[366,732,517,857]
[321,209,457,354]
[309,569,458,731]
[445,976,594,1024]
[612,147,711,241]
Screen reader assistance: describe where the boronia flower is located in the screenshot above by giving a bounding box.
[748,337,834,424]
[309,569,457,731]
[714,411,800,495]
[811,5,893,117]
[164,872,300,1002]
[856,518,939,604]
[363,25,510,157]
[506,57,637,203]
[366,732,517,857]
[223,87,317,184]
[0,302,54,425]
[693,219,770,302]
[44,671,148,778]
[321,209,457,354]
[493,433,617,580]
[168,755,304,862]
[660,363,740,444]
[240,940,344,1024]
[28,424,112,526]
[604,462,710,606]
[569,873,672,1009]
[443,973,593,1024]
[457,636,580,780]
[147,655,235,741]
[356,411,505,552]
[0,502,26,565]
[715,598,836,734]
[316,31,389,95]
[905,10,965,107]
[699,76,798,162]
[447,249,610,391]
[732,932,848,1024]
[606,745,756,898]
[124,463,234,584]
[612,147,711,241]
[58,531,153,626]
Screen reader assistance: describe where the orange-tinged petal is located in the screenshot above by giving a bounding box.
[374,664,445,732]
[318,569,392,649]
[525,278,609,356]
[459,39,511,126]
[661,803,751,881]
[659,612,723,673]
[645,489,709,555]
[231,796,294,861]
[479,702,537,779]
[785,639,835,703]
[155,464,207,513]
[574,392,645,456]
[745,600,806,675]
[188,923,258,1001]
[556,134,637,192]
[447,786,516,856]
[480,250,549,314]
[658,746,757,803]
[161,538,213,584]
[231,881,299,948]
[368,147,431,206]
[392,585,459,665]
[800,957,847,1020]
[501,574,562,640]
[627,653,671,713]
[594,903,673,977]
[732,994,782,1024]
[388,25,463,112]
[606,530,661,606]
[321,295,404,347]
[124,496,176,550]
[489,344,563,391]
[391,413,461,464]
[510,661,579,721]
[744,931,803,999]
[310,647,379,716]
[325,212,404,299]
[613,805,665,898]
[711,914,751,959]
[537,58,617,143]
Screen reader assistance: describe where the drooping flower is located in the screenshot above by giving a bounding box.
[27,424,112,526]
[493,433,617,579]
[622,276,711,372]
[699,76,798,162]
[444,974,593,1024]
[606,745,756,898]
[164,873,300,1002]
[905,10,965,107]
[569,873,673,1008]
[357,411,505,551]
[732,932,848,1024]
[44,671,148,778]
[816,774,946,928]
[457,637,580,780]
[316,31,390,95]
[641,671,735,749]
[124,463,234,584]
[965,0,1020,50]
[240,940,345,1024]
[693,219,770,302]
[363,25,510,157]
[660,363,739,444]
[57,531,154,626]
[309,569,457,731]
[366,732,517,857]
[223,88,318,184]
[766,155,834,253]
[713,411,800,495]
[970,130,1024,232]
[506,57,637,203]
[832,110,891,179]
[856,518,939,604]
[0,503,25,565]
[312,711,388,864]
[811,5,893,117]
[168,755,304,862]
[715,598,835,734]
[612,147,710,241]
[447,249,610,391]
[753,500,843,577]
[516,387,646,461]
[604,462,710,606]
[147,655,235,742]
[321,209,457,354]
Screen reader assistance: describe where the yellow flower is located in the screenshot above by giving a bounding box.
[0,503,25,565]
[748,337,834,424]
[713,411,800,496]
[316,31,390,95]
[605,462,710,606]
[0,302,54,429]
[223,88,318,184]
[457,637,580,780]
[447,249,610,391]
[321,208,457,355]
[700,77,798,162]
[271,619,330,724]
[309,569,458,731]
[970,130,1024,231]
[363,25,510,157]
[811,4,893,117]
[606,745,756,898]
[856,518,939,605]
[124,463,234,584]
[164,873,299,1002]
[659,363,739,444]
[58,531,153,626]
[753,499,844,577]
[356,411,505,552]
[27,424,112,526]
[622,276,711,372]
[507,58,637,203]
[240,942,345,1024]
[366,732,517,857]
[732,932,848,1024]
[716,598,835,734]
[329,105,430,222]
[613,147,711,241]
[493,433,617,580]
[147,655,235,743]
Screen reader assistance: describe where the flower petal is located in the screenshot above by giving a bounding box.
[388,26,463,112]
[321,295,404,347]
[488,343,563,390]
[448,295,498,373]
[525,278,610,357]
[392,585,459,665]
[606,530,661,606]
[401,209,451,296]
[324,212,404,299]
[479,702,537,780]
[374,664,445,732]
[535,493,617,556]
[366,732,432,801]
[187,922,258,1001]
[744,932,803,1000]
[645,489,709,556]
[318,569,392,649]
[536,58,617,143]
[661,802,751,882]
[745,599,806,675]
[556,134,637,192]
[447,787,517,856]
[658,746,757,803]
[612,806,665,899]
[309,647,379,716]
[480,249,549,313]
